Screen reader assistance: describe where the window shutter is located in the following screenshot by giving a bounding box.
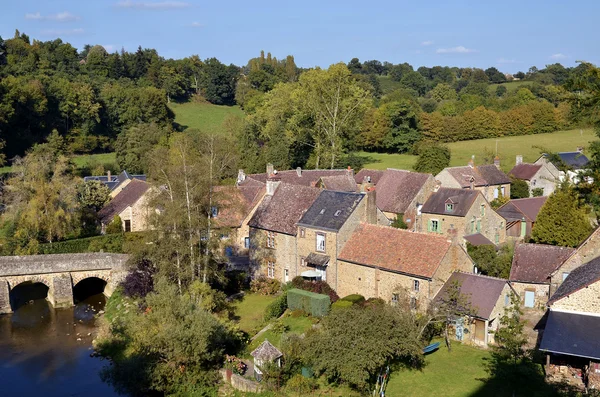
[439,220,443,234]
[427,220,432,232]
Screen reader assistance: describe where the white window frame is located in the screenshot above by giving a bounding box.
[431,219,440,233]
[413,279,420,292]
[391,293,399,306]
[267,261,275,278]
[316,233,326,252]
[267,231,276,248]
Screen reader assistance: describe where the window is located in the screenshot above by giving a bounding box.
[501,186,506,197]
[391,293,399,306]
[266,231,276,248]
[562,272,570,281]
[495,232,500,244]
[476,220,481,233]
[267,261,275,278]
[480,204,485,217]
[334,210,342,217]
[494,188,499,199]
[316,233,326,252]
[429,219,440,233]
[504,294,510,306]
[532,179,537,187]
[413,280,420,292]
[417,204,423,216]
[445,203,454,213]
[470,219,475,234]
[319,208,326,215]
[410,297,417,310]
[301,257,306,267]
[299,228,305,238]
[244,237,250,249]
[211,206,218,217]
[124,219,131,232]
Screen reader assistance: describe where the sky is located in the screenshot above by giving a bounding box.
[1,0,599,73]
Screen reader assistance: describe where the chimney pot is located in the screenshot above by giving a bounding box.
[266,163,274,175]
[296,167,302,177]
[237,169,246,184]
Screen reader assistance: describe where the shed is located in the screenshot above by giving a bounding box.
[250,340,283,381]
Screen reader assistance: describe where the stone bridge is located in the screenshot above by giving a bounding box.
[0,253,129,314]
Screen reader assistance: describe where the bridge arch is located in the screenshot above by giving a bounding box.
[72,276,108,303]
[9,278,52,311]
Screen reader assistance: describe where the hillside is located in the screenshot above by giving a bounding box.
[169,101,244,133]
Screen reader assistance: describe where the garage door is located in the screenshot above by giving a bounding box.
[524,291,535,308]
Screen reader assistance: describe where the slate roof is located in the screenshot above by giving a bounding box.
[558,152,590,169]
[442,165,510,188]
[84,171,147,191]
[375,169,432,214]
[435,272,508,320]
[338,223,452,279]
[509,163,542,180]
[540,311,600,360]
[241,169,350,187]
[306,252,330,266]
[319,174,358,192]
[354,169,385,185]
[549,257,600,304]
[297,191,364,232]
[496,197,547,222]
[464,233,494,246]
[509,243,576,284]
[248,183,321,235]
[251,340,283,361]
[421,188,479,217]
[98,179,150,224]
[212,185,264,228]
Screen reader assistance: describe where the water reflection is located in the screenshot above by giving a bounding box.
[0,294,121,397]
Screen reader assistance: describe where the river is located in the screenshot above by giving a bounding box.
[0,287,121,397]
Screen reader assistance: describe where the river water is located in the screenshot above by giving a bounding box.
[0,291,121,397]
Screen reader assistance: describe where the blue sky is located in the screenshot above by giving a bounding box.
[1,0,598,73]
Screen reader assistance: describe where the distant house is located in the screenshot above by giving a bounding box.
[316,173,358,192]
[509,155,558,196]
[373,169,437,231]
[534,149,591,184]
[420,188,506,246]
[84,170,147,198]
[540,257,600,388]
[435,272,517,347]
[296,190,375,290]
[435,158,511,202]
[354,169,385,189]
[237,163,353,189]
[98,179,152,233]
[337,223,473,310]
[496,196,547,239]
[509,243,575,309]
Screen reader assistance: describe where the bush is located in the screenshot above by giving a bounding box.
[106,215,123,234]
[271,319,289,335]
[38,233,124,254]
[287,288,330,317]
[289,276,339,303]
[122,258,155,298]
[264,291,288,321]
[250,276,281,295]
[331,300,353,310]
[363,297,385,308]
[341,294,366,305]
[532,188,544,197]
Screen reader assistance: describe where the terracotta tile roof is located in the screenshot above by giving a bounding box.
[319,174,358,192]
[509,243,575,284]
[549,257,600,305]
[251,340,283,361]
[497,197,547,222]
[248,183,321,235]
[509,163,542,180]
[212,185,264,228]
[98,179,150,224]
[298,191,364,232]
[435,272,508,320]
[241,169,350,187]
[338,223,451,279]
[354,169,385,185]
[464,233,495,246]
[421,188,479,217]
[375,169,432,213]
[443,165,510,188]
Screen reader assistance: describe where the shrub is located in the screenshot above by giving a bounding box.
[287,288,330,317]
[289,276,339,302]
[532,188,544,197]
[122,258,155,298]
[38,233,125,254]
[341,294,366,305]
[250,276,281,295]
[331,300,353,310]
[264,291,288,321]
[363,297,385,308]
[106,215,123,234]
[271,319,289,335]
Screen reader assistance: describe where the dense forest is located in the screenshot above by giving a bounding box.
[0,29,592,172]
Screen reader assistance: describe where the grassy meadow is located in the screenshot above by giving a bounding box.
[487,80,532,94]
[169,100,244,133]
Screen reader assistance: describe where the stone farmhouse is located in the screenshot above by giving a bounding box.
[496,196,547,240]
[534,150,591,184]
[435,272,516,347]
[337,223,473,310]
[85,170,147,198]
[420,187,506,246]
[509,155,558,196]
[508,243,575,309]
[237,163,353,190]
[98,179,153,233]
[435,158,511,202]
[296,190,376,290]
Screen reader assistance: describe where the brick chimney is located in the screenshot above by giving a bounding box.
[468,155,475,168]
[107,170,111,180]
[365,188,377,225]
[266,172,281,196]
[516,155,523,165]
[469,176,475,190]
[494,156,500,169]
[296,167,302,177]
[346,166,354,177]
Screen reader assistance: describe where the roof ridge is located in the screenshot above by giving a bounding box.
[455,270,508,282]
[359,223,451,240]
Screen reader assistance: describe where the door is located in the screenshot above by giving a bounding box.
[284,269,289,283]
[124,219,131,232]
[524,290,535,308]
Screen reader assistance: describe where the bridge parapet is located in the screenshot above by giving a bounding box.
[0,253,129,277]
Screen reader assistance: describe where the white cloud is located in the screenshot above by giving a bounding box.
[25,11,80,22]
[498,58,518,64]
[436,46,476,54]
[191,21,203,27]
[116,1,190,9]
[550,53,566,60]
[421,40,434,46]
[40,28,85,37]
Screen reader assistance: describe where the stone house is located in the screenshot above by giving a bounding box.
[435,272,517,347]
[496,196,547,239]
[85,170,147,198]
[98,179,153,233]
[540,257,600,385]
[237,163,353,189]
[420,188,506,246]
[247,181,321,283]
[509,155,558,196]
[435,159,511,202]
[373,169,437,231]
[549,226,600,297]
[354,169,385,190]
[534,150,591,184]
[336,223,474,310]
[296,190,376,291]
[508,243,575,309]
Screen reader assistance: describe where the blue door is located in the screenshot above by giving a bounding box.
[524,291,535,308]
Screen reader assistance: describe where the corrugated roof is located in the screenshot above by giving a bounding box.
[298,191,364,232]
[509,163,542,180]
[375,169,432,214]
[540,310,600,360]
[421,188,479,217]
[549,257,600,304]
[338,223,451,279]
[509,243,575,283]
[98,179,150,224]
[496,197,547,222]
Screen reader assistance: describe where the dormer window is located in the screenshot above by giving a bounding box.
[445,203,454,213]
[319,209,326,215]
[334,210,341,217]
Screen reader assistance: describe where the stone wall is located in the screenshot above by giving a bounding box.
[527,165,557,196]
[510,281,549,310]
[551,280,600,314]
[297,226,337,287]
[250,228,297,283]
[118,190,152,232]
[0,253,128,277]
[219,369,262,393]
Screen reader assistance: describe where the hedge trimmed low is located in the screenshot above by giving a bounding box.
[287,288,330,317]
[341,294,365,305]
[264,291,288,321]
[331,300,353,310]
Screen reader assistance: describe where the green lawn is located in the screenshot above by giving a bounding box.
[233,293,277,334]
[169,101,244,134]
[386,341,490,397]
[360,128,595,173]
[487,80,533,94]
[72,152,117,168]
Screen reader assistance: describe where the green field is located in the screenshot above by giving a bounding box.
[488,80,533,94]
[169,101,244,133]
[360,128,595,172]
[72,152,117,168]
[233,293,277,334]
